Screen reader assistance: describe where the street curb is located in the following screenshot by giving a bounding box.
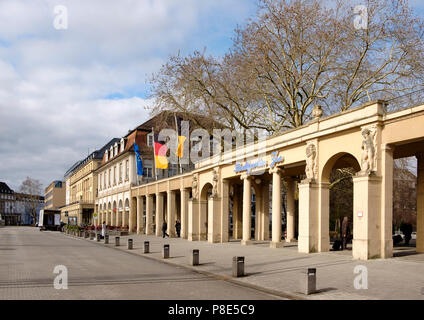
[64,233,306,300]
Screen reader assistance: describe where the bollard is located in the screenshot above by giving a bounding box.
[96,234,101,242]
[162,244,170,259]
[104,234,109,244]
[79,231,83,237]
[301,268,316,295]
[89,232,94,240]
[191,249,200,266]
[84,231,89,239]
[128,239,133,250]
[115,236,120,247]
[143,241,150,254]
[232,256,245,277]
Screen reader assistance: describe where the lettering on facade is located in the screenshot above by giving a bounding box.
[234,159,267,175]
[270,152,284,169]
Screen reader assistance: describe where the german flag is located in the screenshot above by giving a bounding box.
[154,134,168,169]
[174,114,187,158]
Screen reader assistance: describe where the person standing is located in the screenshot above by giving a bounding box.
[341,216,350,250]
[175,220,181,238]
[162,221,169,238]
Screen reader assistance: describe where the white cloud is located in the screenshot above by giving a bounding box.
[0,0,256,191]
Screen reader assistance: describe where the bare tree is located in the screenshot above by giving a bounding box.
[150,0,424,133]
[18,177,43,225]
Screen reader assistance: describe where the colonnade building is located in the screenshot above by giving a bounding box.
[127,101,424,260]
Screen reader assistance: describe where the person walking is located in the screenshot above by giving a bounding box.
[101,221,106,239]
[162,221,169,238]
[175,220,181,238]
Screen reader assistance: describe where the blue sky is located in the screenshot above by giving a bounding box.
[0,0,422,191]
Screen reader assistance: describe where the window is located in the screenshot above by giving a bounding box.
[119,163,123,183]
[104,172,107,189]
[147,133,153,147]
[143,167,153,178]
[125,160,129,180]
[108,169,111,186]
[113,166,116,185]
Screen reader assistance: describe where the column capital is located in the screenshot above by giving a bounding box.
[268,166,283,175]
[240,173,251,181]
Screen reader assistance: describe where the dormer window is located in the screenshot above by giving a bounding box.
[147,133,153,147]
[114,143,118,156]
[109,146,113,158]
[105,150,108,162]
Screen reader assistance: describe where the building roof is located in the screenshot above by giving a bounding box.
[64,138,120,178]
[0,182,13,194]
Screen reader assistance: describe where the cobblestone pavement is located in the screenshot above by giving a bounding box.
[0,227,284,300]
[78,231,424,300]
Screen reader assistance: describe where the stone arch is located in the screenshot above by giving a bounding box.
[321,152,361,183]
[198,182,213,241]
[321,152,361,253]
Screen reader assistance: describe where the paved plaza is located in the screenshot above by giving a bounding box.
[0,227,282,300]
[1,226,423,300]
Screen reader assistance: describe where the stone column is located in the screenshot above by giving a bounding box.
[188,199,200,241]
[298,180,319,253]
[318,182,330,252]
[180,189,189,239]
[116,210,122,227]
[146,194,153,235]
[286,178,296,242]
[208,196,221,243]
[167,191,176,237]
[262,182,270,241]
[269,167,283,248]
[232,185,243,239]
[135,196,143,234]
[155,193,164,237]
[417,153,424,253]
[129,197,137,233]
[352,174,382,260]
[220,180,230,243]
[241,173,252,245]
[381,145,394,258]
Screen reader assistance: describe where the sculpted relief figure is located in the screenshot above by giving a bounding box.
[211,169,218,198]
[305,143,317,181]
[192,175,198,200]
[360,128,377,174]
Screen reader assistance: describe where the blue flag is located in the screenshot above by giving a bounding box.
[134,143,143,176]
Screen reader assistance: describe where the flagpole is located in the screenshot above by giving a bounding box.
[152,127,158,181]
[174,113,183,175]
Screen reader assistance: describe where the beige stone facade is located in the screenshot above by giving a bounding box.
[129,101,424,260]
[44,180,65,210]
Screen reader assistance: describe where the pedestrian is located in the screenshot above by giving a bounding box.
[175,220,181,238]
[162,221,169,238]
[341,216,350,250]
[101,221,106,239]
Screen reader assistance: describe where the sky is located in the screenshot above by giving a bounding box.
[1,0,423,192]
[0,0,257,191]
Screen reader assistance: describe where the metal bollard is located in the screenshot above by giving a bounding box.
[301,268,316,295]
[104,234,109,244]
[128,239,133,250]
[96,234,101,242]
[191,249,200,266]
[143,241,149,254]
[232,256,245,277]
[89,232,94,240]
[115,236,120,246]
[162,244,170,259]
